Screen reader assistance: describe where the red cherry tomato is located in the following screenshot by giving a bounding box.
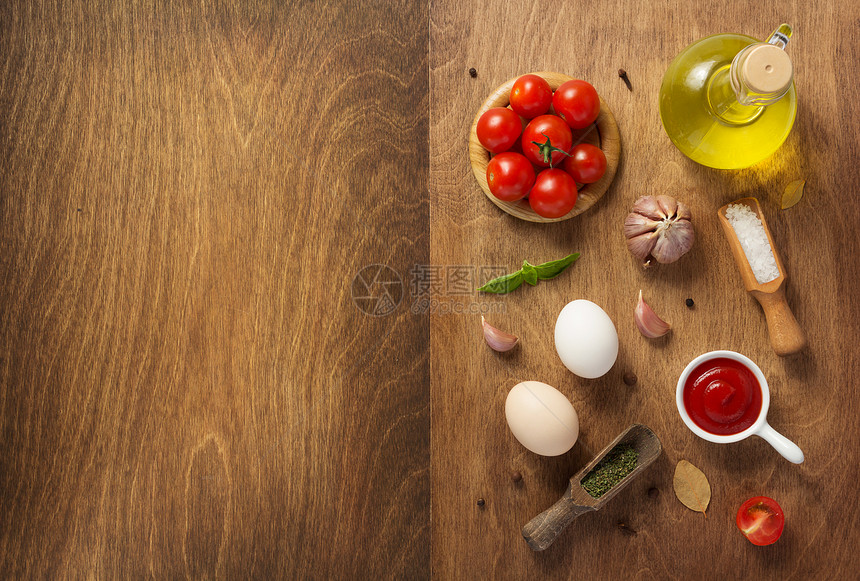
[528,169,578,218]
[506,136,524,155]
[486,152,536,202]
[736,496,785,546]
[563,144,607,184]
[521,115,573,168]
[509,74,552,119]
[476,107,523,153]
[552,79,600,129]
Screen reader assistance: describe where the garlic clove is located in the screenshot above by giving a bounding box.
[626,231,659,264]
[624,213,661,238]
[651,219,695,264]
[635,290,671,338]
[676,200,692,221]
[482,316,519,352]
[656,195,678,218]
[631,196,664,220]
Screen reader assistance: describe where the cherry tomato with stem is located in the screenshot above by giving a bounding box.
[486,152,536,202]
[563,144,607,184]
[736,496,785,546]
[509,74,553,119]
[521,115,573,168]
[476,107,523,153]
[528,169,578,218]
[553,79,600,129]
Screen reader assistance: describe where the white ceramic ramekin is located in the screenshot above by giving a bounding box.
[676,350,804,464]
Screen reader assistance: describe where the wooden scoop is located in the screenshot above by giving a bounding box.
[718,197,806,356]
[521,424,661,551]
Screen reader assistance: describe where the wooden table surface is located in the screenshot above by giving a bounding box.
[0,1,428,578]
[2,0,859,579]
[431,1,859,579]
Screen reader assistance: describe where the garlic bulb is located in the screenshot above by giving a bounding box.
[634,290,671,338]
[482,316,519,352]
[624,195,694,267]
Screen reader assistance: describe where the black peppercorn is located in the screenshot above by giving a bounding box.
[623,372,637,386]
[648,487,659,499]
[685,298,695,308]
[476,498,485,507]
[511,471,523,483]
[469,67,477,78]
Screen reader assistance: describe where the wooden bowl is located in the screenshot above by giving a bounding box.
[469,71,621,222]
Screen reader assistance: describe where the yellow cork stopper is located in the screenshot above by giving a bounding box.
[742,44,793,95]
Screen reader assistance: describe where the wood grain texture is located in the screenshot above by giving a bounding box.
[0,0,428,578]
[431,1,860,579]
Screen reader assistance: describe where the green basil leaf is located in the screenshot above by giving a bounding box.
[477,270,524,294]
[534,253,581,280]
[521,261,538,286]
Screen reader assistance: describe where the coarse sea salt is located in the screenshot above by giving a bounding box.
[725,203,780,284]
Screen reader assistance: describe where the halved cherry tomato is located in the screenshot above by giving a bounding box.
[521,115,573,168]
[736,496,785,546]
[509,74,552,119]
[476,107,523,153]
[486,152,535,202]
[552,79,600,129]
[528,169,578,218]
[563,144,607,184]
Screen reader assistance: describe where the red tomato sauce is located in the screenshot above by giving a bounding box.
[683,358,762,435]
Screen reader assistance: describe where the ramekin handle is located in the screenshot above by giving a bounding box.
[756,422,804,464]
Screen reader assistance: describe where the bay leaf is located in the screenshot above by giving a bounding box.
[673,459,711,516]
[781,179,805,210]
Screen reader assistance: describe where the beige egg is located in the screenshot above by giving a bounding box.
[505,381,579,456]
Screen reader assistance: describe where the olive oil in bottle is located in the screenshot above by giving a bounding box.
[659,24,796,169]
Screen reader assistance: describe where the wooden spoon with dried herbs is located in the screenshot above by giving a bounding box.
[522,424,662,551]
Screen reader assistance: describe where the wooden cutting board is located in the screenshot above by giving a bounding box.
[430,0,860,578]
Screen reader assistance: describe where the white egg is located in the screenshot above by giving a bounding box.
[505,381,579,456]
[555,299,618,379]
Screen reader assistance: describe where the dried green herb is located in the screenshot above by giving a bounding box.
[477,253,580,294]
[581,444,638,498]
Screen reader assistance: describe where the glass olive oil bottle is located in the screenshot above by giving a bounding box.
[659,24,796,169]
